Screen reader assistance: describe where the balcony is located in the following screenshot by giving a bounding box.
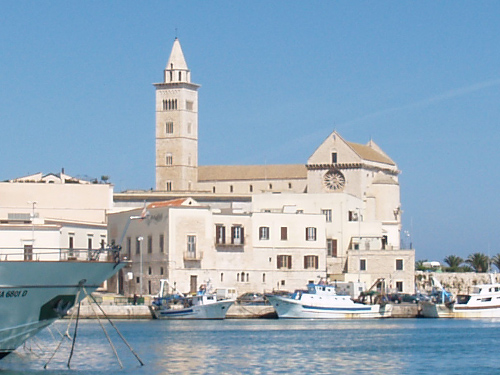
[183,250,203,261]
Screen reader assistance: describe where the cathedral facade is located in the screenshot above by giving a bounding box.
[112,38,415,296]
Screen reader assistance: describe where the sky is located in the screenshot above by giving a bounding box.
[1,2,499,262]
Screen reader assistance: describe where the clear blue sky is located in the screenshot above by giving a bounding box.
[1,2,499,262]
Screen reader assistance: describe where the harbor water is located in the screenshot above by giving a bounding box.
[1,318,500,374]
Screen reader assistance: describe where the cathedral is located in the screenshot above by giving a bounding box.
[110,38,414,296]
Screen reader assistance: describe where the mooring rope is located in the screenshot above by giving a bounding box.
[84,287,144,366]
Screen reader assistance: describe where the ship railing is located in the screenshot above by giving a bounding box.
[0,247,120,262]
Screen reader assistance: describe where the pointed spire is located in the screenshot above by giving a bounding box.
[166,38,188,71]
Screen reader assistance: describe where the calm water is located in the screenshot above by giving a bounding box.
[1,318,500,374]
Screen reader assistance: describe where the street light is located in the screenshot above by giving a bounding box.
[138,236,144,297]
[27,201,37,244]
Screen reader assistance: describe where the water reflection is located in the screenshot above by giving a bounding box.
[2,319,500,374]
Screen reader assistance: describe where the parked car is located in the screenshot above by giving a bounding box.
[389,293,427,304]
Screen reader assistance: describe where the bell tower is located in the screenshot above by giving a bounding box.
[155,38,200,191]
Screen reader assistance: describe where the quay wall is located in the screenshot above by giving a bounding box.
[415,272,496,296]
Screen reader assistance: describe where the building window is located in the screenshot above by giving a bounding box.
[288,182,292,189]
[166,181,172,192]
[179,71,182,81]
[327,239,338,257]
[187,122,192,134]
[165,153,173,165]
[396,281,403,292]
[136,237,141,255]
[249,185,253,192]
[187,235,196,256]
[88,237,93,250]
[212,186,216,193]
[221,273,224,282]
[24,244,33,261]
[186,101,193,111]
[281,227,288,241]
[332,152,337,163]
[160,267,164,275]
[304,255,319,269]
[305,227,317,241]
[269,183,273,190]
[277,255,292,269]
[322,209,332,222]
[147,235,153,254]
[166,122,174,134]
[148,266,152,275]
[259,226,270,240]
[360,259,366,271]
[349,211,359,222]
[159,234,164,253]
[396,259,404,271]
[216,224,226,244]
[230,185,233,193]
[262,273,266,283]
[127,237,131,259]
[231,225,244,245]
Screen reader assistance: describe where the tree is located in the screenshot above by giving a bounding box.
[465,253,490,273]
[415,259,428,271]
[492,254,500,272]
[443,255,464,272]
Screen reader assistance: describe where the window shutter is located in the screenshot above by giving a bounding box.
[240,227,245,244]
[289,255,292,269]
[304,256,307,269]
[315,256,318,269]
[222,227,226,244]
[231,226,235,244]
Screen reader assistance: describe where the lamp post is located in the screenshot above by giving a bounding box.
[27,201,37,242]
[138,236,144,297]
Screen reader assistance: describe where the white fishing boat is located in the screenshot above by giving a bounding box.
[151,279,235,320]
[0,247,125,359]
[266,282,392,319]
[421,276,500,318]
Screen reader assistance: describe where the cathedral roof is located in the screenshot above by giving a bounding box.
[346,141,396,166]
[166,38,188,70]
[198,164,307,182]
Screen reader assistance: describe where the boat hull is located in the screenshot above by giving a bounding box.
[421,301,500,318]
[153,300,234,320]
[267,295,391,319]
[0,261,124,358]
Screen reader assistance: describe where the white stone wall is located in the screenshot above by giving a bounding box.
[0,182,113,224]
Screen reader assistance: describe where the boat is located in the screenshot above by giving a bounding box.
[151,279,235,319]
[0,246,125,359]
[421,275,500,318]
[266,282,392,319]
[226,292,277,319]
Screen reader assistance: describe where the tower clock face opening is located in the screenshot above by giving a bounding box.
[323,170,345,191]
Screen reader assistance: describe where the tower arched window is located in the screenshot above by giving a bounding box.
[166,153,173,165]
[179,71,182,81]
[169,71,172,81]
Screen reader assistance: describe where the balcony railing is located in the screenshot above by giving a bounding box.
[183,250,203,260]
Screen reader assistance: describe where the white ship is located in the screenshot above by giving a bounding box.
[421,276,500,318]
[266,283,392,319]
[151,279,235,320]
[0,248,125,359]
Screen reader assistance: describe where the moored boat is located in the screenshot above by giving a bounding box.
[266,282,392,319]
[0,246,125,359]
[151,279,234,320]
[421,277,500,318]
